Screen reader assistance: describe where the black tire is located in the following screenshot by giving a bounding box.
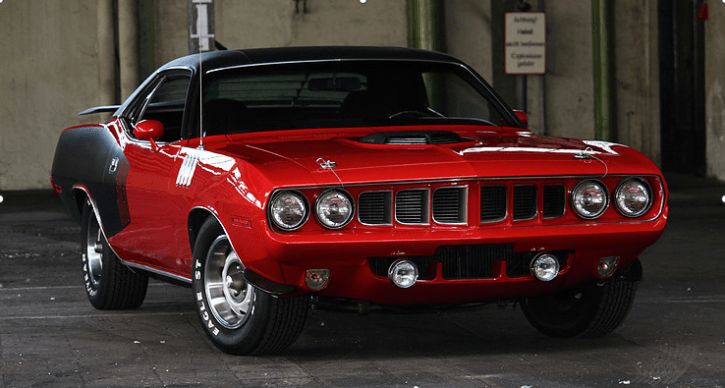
[80,200,148,310]
[521,268,639,338]
[192,217,308,355]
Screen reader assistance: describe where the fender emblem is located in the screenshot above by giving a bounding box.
[176,154,199,188]
[109,157,119,174]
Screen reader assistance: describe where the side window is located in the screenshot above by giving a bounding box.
[135,75,191,142]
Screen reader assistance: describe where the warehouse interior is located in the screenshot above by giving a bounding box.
[1,1,725,386]
[0,0,724,190]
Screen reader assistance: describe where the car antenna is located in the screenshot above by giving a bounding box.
[198,47,204,150]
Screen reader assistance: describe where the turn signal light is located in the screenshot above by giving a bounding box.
[304,269,330,290]
[597,256,620,278]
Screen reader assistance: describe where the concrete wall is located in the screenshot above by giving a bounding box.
[445,0,493,81]
[215,0,407,49]
[139,0,189,77]
[541,0,595,139]
[0,0,100,191]
[613,0,660,164]
[705,2,725,180]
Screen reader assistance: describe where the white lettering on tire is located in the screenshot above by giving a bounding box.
[196,260,219,336]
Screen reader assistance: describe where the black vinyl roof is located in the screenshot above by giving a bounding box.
[160,46,464,73]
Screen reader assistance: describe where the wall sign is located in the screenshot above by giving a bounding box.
[505,12,546,75]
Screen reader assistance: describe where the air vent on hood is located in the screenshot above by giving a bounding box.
[359,131,463,145]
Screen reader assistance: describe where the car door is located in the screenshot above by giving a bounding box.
[109,70,193,273]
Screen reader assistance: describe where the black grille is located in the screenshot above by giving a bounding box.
[432,187,466,224]
[369,244,514,280]
[358,191,392,225]
[513,185,537,220]
[438,244,513,279]
[543,185,565,218]
[481,186,507,222]
[395,189,428,224]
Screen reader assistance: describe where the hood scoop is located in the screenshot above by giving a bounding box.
[358,130,463,145]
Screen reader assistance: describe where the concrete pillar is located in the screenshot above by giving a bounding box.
[445,0,493,81]
[706,2,725,179]
[118,0,139,100]
[542,0,595,140]
[97,0,116,106]
[613,0,660,164]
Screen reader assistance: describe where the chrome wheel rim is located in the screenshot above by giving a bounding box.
[204,236,255,329]
[85,212,103,287]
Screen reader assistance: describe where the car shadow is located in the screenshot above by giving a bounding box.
[283,305,640,360]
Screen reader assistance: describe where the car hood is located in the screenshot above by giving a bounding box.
[217,125,660,188]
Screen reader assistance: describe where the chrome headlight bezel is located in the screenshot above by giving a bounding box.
[570,179,609,219]
[315,189,355,229]
[268,190,309,231]
[614,177,653,218]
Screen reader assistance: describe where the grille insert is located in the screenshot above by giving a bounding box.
[432,187,467,224]
[543,185,565,218]
[358,191,392,225]
[395,189,429,224]
[513,185,537,220]
[481,186,507,222]
[438,244,513,279]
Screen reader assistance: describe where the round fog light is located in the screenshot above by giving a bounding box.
[530,253,560,282]
[388,260,418,289]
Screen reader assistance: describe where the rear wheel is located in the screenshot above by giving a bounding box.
[80,200,148,309]
[192,217,309,354]
[520,266,639,338]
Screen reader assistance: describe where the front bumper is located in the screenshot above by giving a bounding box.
[238,216,667,305]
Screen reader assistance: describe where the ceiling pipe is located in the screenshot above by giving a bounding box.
[592,0,617,141]
[406,0,446,52]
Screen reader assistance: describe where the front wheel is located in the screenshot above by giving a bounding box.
[520,266,640,338]
[192,218,309,355]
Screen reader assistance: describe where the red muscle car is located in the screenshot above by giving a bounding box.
[51,47,668,354]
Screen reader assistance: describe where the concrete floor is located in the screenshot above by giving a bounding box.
[1,175,724,387]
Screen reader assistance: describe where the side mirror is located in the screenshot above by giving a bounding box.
[133,119,165,142]
[513,110,529,128]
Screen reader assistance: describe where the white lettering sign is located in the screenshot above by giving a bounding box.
[505,12,546,75]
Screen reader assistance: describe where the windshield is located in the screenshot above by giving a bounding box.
[201,60,514,135]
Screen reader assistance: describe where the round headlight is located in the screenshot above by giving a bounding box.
[571,180,609,219]
[269,191,308,231]
[315,190,354,229]
[615,178,652,217]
